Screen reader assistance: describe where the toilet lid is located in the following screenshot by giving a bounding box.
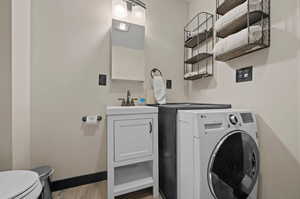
[0,170,40,198]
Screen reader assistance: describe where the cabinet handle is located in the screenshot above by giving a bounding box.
[149,122,153,134]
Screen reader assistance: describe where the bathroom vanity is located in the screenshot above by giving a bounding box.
[106,106,159,199]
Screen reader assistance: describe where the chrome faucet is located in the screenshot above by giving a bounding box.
[118,90,138,106]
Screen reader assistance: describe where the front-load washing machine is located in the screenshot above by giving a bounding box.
[177,109,259,199]
[148,103,231,199]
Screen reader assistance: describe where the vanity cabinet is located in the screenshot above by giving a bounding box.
[107,106,159,199]
[114,118,153,162]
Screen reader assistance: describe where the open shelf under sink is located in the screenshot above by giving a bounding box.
[114,162,154,196]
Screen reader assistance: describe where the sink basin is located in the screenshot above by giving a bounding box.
[106,106,158,115]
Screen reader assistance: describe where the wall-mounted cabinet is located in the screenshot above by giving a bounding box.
[184,12,214,80]
[111,0,146,81]
[215,0,270,61]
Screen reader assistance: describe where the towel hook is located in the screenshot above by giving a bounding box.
[150,68,163,79]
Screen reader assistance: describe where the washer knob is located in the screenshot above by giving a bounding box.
[229,114,238,125]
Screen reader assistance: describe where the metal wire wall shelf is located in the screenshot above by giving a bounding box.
[184,12,214,81]
[215,0,270,61]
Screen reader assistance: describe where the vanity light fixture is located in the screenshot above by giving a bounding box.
[127,0,146,9]
[113,0,145,19]
[113,1,128,18]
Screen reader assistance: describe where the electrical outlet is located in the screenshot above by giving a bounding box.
[99,74,107,86]
[166,80,172,89]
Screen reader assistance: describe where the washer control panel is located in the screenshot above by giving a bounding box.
[229,114,239,125]
[240,112,254,123]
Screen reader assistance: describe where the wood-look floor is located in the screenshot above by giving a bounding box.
[53,181,158,199]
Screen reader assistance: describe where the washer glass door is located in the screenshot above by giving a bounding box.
[208,131,259,199]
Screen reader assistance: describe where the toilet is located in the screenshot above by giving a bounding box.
[0,170,43,199]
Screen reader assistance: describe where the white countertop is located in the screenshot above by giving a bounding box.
[106,106,158,115]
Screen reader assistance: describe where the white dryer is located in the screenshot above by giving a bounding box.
[177,109,259,199]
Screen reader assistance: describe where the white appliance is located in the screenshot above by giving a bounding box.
[177,109,259,199]
[0,170,42,199]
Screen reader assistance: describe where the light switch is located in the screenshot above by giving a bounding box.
[236,66,253,83]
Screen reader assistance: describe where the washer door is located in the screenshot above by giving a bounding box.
[208,131,259,199]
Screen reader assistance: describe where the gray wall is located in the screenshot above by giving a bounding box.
[31,0,187,180]
[187,0,300,198]
[0,0,12,171]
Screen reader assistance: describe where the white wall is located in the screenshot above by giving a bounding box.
[31,0,187,180]
[0,0,12,171]
[12,0,32,170]
[187,0,300,198]
[144,0,188,101]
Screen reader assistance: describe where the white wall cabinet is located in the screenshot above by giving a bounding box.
[107,106,159,199]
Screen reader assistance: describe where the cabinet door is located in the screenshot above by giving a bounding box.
[114,118,153,162]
